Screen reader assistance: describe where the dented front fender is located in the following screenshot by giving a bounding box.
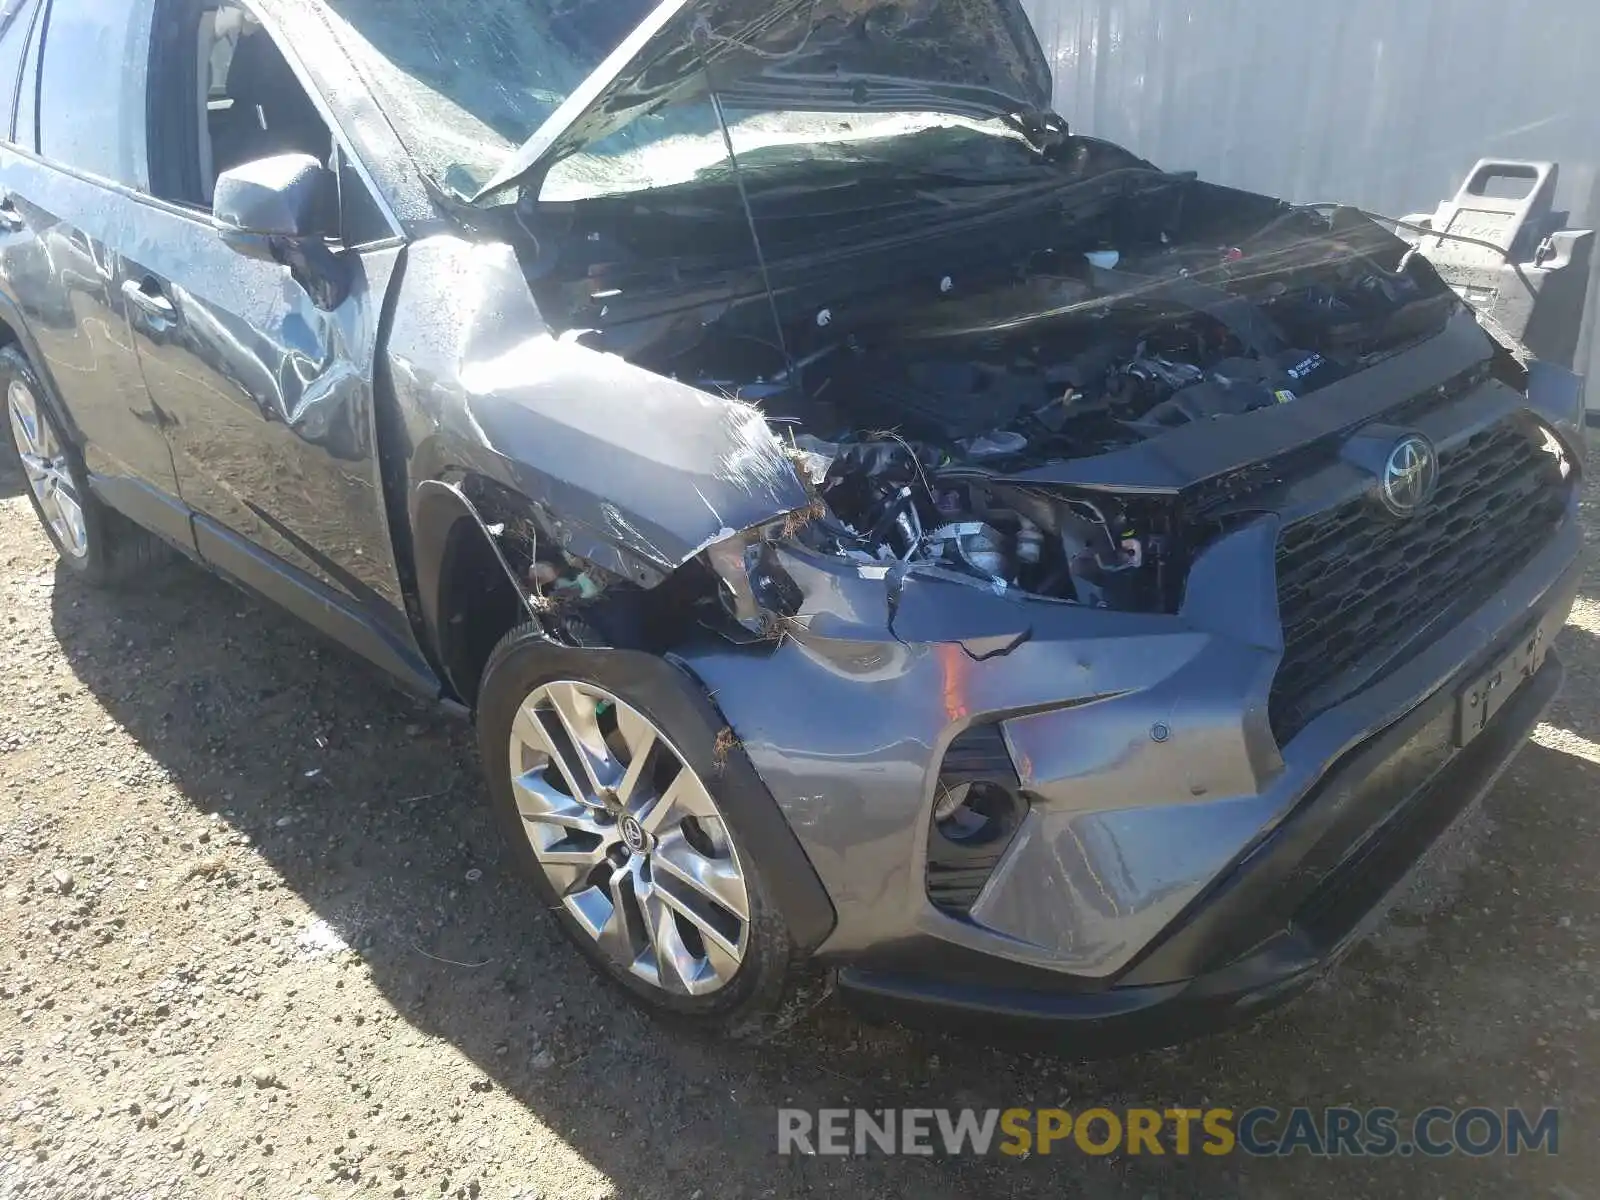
[387,236,809,588]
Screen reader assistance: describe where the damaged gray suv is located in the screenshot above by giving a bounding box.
[0,0,1584,1049]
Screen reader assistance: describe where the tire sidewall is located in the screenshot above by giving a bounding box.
[477,627,794,1025]
[0,347,104,580]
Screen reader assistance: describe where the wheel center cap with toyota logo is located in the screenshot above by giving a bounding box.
[619,814,648,854]
[1379,434,1438,515]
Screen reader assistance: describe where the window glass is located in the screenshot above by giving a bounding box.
[319,0,655,197]
[202,8,331,186]
[147,0,384,243]
[37,0,153,187]
[315,1,1046,205]
[13,0,41,150]
[0,0,40,142]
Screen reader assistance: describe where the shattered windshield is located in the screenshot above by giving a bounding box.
[320,0,657,196]
[319,0,1041,202]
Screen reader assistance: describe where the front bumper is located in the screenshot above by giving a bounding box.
[835,645,1563,1053]
[675,373,1582,1048]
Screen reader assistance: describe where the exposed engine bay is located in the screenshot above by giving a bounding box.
[530,167,1460,614]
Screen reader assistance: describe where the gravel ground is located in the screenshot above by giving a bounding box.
[1,449,1598,1200]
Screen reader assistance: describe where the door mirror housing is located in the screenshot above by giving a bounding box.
[213,154,349,308]
[213,153,332,240]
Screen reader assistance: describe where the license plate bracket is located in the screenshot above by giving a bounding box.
[1456,622,1547,747]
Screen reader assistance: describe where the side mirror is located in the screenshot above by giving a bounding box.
[213,153,332,241]
[213,153,348,308]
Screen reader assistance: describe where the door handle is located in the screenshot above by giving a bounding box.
[0,199,23,232]
[121,277,176,319]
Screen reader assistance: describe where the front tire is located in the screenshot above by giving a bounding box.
[477,624,798,1037]
[1,346,167,585]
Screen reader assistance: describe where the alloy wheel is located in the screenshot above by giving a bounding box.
[7,379,87,559]
[508,681,752,996]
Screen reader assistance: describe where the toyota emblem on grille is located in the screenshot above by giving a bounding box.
[1379,434,1438,515]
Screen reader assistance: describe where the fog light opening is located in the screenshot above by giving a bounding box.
[925,724,1028,915]
[933,780,1015,844]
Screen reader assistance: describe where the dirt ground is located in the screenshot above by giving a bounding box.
[1,449,1597,1200]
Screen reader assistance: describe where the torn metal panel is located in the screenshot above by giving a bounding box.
[386,236,808,586]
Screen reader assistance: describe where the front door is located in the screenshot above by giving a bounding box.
[117,0,431,689]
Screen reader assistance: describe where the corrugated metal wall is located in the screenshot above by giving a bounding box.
[1022,0,1600,380]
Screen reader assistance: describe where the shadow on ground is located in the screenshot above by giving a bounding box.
[46,557,1600,1199]
[0,458,24,500]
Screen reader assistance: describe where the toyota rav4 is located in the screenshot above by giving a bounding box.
[0,0,1584,1050]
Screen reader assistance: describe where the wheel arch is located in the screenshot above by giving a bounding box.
[414,473,731,709]
[416,480,840,954]
[413,477,538,707]
[0,296,79,449]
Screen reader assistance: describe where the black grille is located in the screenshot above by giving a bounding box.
[926,847,1010,914]
[1271,418,1568,742]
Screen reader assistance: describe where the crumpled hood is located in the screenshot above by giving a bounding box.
[475,0,1054,200]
